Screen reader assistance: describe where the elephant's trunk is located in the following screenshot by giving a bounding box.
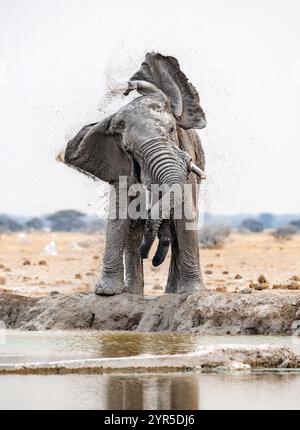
[138,138,189,259]
[138,138,189,187]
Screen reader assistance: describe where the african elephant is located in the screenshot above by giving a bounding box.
[60,53,207,296]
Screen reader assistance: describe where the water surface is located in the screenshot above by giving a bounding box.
[1,331,300,409]
[0,372,300,410]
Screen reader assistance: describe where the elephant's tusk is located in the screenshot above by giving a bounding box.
[189,162,207,180]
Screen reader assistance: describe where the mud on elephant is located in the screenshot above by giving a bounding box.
[59,53,207,296]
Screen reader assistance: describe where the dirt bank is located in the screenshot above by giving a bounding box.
[1,290,300,334]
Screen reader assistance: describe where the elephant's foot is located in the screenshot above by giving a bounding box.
[95,277,125,296]
[124,282,144,295]
[177,279,206,295]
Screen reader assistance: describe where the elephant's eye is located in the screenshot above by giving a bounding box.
[169,126,175,133]
[115,120,125,131]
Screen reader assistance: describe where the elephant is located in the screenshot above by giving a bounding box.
[60,53,207,296]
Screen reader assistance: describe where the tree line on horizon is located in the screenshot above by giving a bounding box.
[0,210,299,235]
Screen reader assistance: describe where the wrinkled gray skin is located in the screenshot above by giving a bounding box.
[62,53,206,295]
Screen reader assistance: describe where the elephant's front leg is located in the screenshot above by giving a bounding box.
[95,185,129,296]
[95,217,128,295]
[175,217,205,294]
[124,219,145,295]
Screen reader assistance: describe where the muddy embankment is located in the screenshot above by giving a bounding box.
[1,290,300,334]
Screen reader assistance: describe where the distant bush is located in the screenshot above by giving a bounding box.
[199,224,231,249]
[272,225,298,239]
[46,210,86,232]
[240,218,264,233]
[0,215,22,233]
[258,213,274,229]
[25,217,44,230]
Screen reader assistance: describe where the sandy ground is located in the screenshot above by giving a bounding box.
[0,231,300,297]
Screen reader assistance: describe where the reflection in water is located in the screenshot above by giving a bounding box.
[1,372,300,409]
[0,331,199,364]
[105,375,199,410]
[95,332,199,358]
[2,331,300,364]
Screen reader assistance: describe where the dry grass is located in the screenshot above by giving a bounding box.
[0,231,300,297]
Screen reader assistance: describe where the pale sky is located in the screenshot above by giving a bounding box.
[0,0,299,216]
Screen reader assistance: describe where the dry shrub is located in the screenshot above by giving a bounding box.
[199,224,231,249]
[272,225,298,239]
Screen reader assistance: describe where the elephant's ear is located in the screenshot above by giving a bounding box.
[64,116,131,183]
[125,53,206,130]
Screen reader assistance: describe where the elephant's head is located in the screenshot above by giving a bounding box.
[61,53,206,187]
